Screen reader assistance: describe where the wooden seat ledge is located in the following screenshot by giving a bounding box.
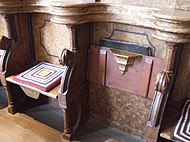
[6,76,60,99]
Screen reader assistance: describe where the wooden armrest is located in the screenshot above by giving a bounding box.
[58,64,74,96]
[58,49,75,96]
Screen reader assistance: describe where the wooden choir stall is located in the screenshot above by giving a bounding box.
[0,0,189,141]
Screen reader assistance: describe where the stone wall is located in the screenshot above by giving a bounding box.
[0,16,9,39]
[101,0,176,9]
[89,83,152,137]
[32,13,69,65]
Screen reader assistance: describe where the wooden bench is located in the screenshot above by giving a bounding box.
[0,13,90,140]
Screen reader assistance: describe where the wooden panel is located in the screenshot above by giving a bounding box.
[88,46,99,84]
[147,57,164,99]
[88,45,107,86]
[88,45,164,98]
[172,43,190,102]
[98,49,107,85]
[106,48,144,96]
[6,14,34,76]
[139,57,153,97]
[0,109,63,142]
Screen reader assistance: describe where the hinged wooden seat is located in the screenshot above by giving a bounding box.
[6,75,61,99]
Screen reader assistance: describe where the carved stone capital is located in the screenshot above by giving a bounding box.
[153,9,190,43]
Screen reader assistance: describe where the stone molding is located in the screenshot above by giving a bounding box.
[0,1,190,42]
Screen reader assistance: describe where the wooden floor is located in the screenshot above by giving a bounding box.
[0,108,65,142]
[0,87,143,142]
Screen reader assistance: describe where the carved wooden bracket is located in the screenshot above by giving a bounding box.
[58,49,75,97]
[111,49,142,75]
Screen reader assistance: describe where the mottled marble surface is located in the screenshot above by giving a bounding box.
[89,83,152,137]
[101,0,176,9]
[175,0,190,11]
[32,13,69,64]
[93,22,167,59]
[0,16,9,38]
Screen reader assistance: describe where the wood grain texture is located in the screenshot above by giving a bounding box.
[0,108,64,142]
[88,46,107,86]
[87,45,164,98]
[6,76,60,99]
[0,11,90,140]
[139,58,153,98]
[88,46,100,84]
[172,43,190,102]
[145,43,183,142]
[106,49,164,98]
[57,24,90,140]
[98,48,107,85]
[5,14,34,76]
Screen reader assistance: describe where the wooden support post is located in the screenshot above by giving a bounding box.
[4,85,17,114]
[58,48,75,140]
[0,14,18,114]
[62,108,73,140]
[145,42,183,142]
